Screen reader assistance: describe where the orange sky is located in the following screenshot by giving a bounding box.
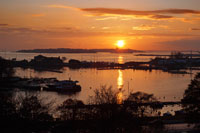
[0,0,200,51]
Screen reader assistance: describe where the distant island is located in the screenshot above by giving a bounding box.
[17,48,143,53]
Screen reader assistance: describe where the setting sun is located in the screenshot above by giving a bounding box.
[116,40,125,48]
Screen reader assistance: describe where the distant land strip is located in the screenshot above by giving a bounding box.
[136,54,200,57]
[17,48,143,53]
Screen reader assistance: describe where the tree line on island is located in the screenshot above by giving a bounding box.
[2,51,200,74]
[17,48,143,53]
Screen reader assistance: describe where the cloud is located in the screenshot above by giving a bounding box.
[0,24,9,26]
[0,26,108,37]
[150,15,174,19]
[0,25,198,39]
[95,16,118,21]
[0,27,48,34]
[47,4,79,11]
[191,28,200,31]
[81,8,200,15]
[132,25,155,31]
[153,9,200,14]
[132,24,169,31]
[0,26,80,34]
[47,5,200,15]
[102,27,110,30]
[47,4,200,20]
[80,8,200,19]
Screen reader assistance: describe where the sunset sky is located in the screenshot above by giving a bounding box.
[0,0,200,51]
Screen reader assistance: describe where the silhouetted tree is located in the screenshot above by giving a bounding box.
[16,93,53,121]
[125,91,162,117]
[54,88,165,132]
[57,98,84,120]
[86,86,122,121]
[0,92,20,132]
[0,57,15,78]
[0,92,17,120]
[88,85,119,105]
[0,92,54,132]
[124,92,164,132]
[182,73,200,123]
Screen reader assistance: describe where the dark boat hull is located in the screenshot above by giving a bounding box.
[44,85,81,93]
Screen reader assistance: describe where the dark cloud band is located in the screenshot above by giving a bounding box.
[80,8,200,19]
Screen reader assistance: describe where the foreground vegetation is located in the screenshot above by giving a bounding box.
[0,88,164,132]
[0,79,200,133]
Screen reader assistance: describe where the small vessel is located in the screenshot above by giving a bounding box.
[18,78,48,91]
[45,78,81,93]
[1,76,81,93]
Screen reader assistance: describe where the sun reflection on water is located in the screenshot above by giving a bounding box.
[117,70,124,104]
[117,92,123,104]
[118,56,123,64]
[117,70,123,89]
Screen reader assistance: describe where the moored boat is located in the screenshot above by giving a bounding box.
[44,79,81,93]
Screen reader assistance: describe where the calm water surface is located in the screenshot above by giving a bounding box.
[14,68,195,103]
[1,52,199,105]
